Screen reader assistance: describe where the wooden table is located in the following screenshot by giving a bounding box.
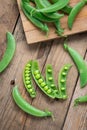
[0,0,87,130]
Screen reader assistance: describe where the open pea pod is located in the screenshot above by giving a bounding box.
[23,60,36,98]
[31,61,56,99]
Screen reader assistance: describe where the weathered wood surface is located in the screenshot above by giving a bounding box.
[0,0,87,130]
[17,0,87,44]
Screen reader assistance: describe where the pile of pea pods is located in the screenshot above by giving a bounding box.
[21,0,87,36]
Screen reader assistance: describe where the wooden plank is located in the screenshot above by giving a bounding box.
[17,0,87,44]
[0,0,19,59]
[63,51,87,130]
[22,33,87,130]
[0,18,52,130]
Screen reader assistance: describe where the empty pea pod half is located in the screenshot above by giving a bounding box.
[74,95,87,106]
[32,60,56,99]
[46,64,59,97]
[58,64,72,99]
[64,43,87,88]
[0,32,16,73]
[23,60,36,98]
[12,85,52,117]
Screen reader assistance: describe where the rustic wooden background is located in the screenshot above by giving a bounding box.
[0,0,87,130]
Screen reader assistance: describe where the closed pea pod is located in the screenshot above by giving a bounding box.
[74,95,87,106]
[23,60,36,98]
[32,61,56,99]
[12,86,52,117]
[0,32,16,73]
[68,0,87,29]
[21,2,49,33]
[64,43,87,88]
[58,64,72,99]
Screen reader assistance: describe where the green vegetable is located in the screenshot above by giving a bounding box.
[64,43,87,88]
[0,32,16,73]
[46,64,59,96]
[23,60,36,98]
[74,95,87,106]
[36,0,70,13]
[32,61,56,99]
[12,85,52,117]
[58,64,72,99]
[68,0,87,29]
[21,1,49,33]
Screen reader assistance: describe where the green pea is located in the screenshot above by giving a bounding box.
[25,77,31,81]
[62,72,66,76]
[48,77,53,81]
[26,81,30,85]
[26,63,31,67]
[25,73,29,77]
[34,70,39,75]
[64,66,68,70]
[47,69,52,73]
[38,78,43,84]
[35,74,41,79]
[41,82,46,87]
[51,84,55,87]
[31,91,35,95]
[61,87,65,91]
[25,70,30,74]
[29,89,33,93]
[61,79,65,83]
[27,85,32,89]
[44,86,48,91]
[47,89,52,94]
[25,67,30,70]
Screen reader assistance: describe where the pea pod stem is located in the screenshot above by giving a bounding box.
[74,95,87,106]
[0,32,16,73]
[36,0,70,13]
[68,0,87,29]
[64,43,87,88]
[12,85,52,117]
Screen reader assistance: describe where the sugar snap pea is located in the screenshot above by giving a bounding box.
[22,1,58,22]
[46,64,58,95]
[68,0,87,29]
[21,2,49,33]
[23,60,36,98]
[0,32,16,73]
[12,85,52,117]
[36,0,70,13]
[32,61,56,99]
[58,64,72,99]
[74,95,87,106]
[34,0,64,19]
[64,43,87,88]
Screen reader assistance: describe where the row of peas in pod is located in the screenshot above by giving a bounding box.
[23,60,72,99]
[21,0,87,36]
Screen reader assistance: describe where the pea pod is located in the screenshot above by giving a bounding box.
[35,0,64,36]
[0,32,16,73]
[64,43,87,88]
[22,1,58,22]
[58,64,72,99]
[23,60,36,98]
[74,95,87,106]
[12,85,52,117]
[34,0,64,19]
[32,61,56,99]
[36,0,70,13]
[46,64,58,94]
[68,0,87,29]
[21,2,49,33]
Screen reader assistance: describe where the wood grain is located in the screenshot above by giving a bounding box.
[17,0,87,44]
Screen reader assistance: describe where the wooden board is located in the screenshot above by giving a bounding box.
[16,0,87,44]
